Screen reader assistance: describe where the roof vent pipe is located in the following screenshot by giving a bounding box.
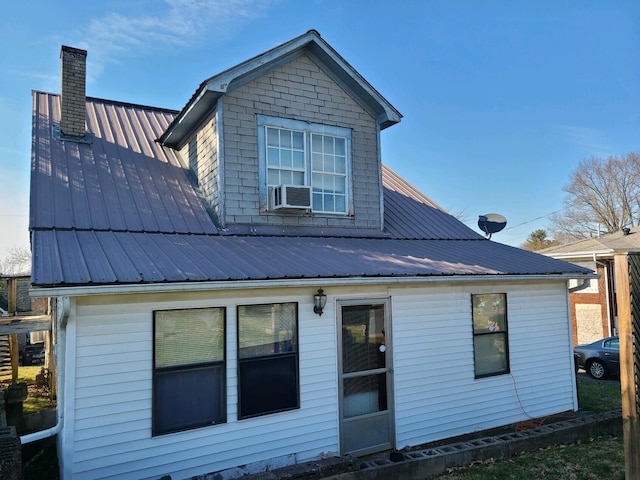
[60,46,87,138]
[623,227,631,235]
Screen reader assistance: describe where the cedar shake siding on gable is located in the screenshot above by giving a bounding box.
[180,111,222,226]
[181,53,382,230]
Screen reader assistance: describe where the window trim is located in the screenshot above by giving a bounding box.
[152,307,227,436]
[257,115,352,215]
[237,302,300,420]
[471,293,510,379]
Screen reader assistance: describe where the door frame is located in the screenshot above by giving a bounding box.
[337,297,395,456]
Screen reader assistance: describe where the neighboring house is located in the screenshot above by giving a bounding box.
[0,275,50,377]
[28,31,592,480]
[0,276,39,314]
[540,227,640,345]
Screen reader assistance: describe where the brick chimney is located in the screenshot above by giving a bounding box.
[60,46,87,138]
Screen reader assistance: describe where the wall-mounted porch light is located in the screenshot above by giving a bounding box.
[313,289,327,316]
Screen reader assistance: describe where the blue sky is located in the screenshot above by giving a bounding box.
[1,0,638,257]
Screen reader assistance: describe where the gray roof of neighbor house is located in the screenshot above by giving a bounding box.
[29,92,592,287]
[540,226,640,259]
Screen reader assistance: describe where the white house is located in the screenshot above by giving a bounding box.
[27,31,592,480]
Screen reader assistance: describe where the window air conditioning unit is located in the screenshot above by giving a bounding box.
[271,185,312,210]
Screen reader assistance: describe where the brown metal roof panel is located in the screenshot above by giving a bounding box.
[114,104,189,233]
[74,230,119,284]
[383,187,481,240]
[194,235,292,280]
[100,115,162,233]
[54,230,93,284]
[86,101,146,231]
[31,93,81,230]
[81,129,130,230]
[91,231,144,283]
[31,230,64,286]
[75,145,112,229]
[30,232,591,287]
[382,165,442,209]
[96,100,207,233]
[110,233,175,283]
[89,99,217,234]
[32,93,217,235]
[148,234,223,281]
[30,92,55,229]
[381,165,482,240]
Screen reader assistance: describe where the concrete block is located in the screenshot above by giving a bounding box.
[0,426,21,480]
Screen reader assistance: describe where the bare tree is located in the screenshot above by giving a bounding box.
[550,152,640,240]
[0,246,32,276]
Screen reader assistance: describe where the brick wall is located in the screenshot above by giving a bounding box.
[570,263,610,345]
[60,46,87,138]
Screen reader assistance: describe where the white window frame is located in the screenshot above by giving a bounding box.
[258,115,352,215]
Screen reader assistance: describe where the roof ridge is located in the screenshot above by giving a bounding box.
[33,90,180,115]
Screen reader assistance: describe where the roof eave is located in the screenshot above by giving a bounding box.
[159,30,402,149]
[30,272,596,298]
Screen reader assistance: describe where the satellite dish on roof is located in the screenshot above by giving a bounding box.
[478,213,507,239]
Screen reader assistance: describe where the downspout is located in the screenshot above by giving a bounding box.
[564,284,579,411]
[568,278,591,293]
[20,297,70,444]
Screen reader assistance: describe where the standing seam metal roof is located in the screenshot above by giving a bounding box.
[30,93,592,287]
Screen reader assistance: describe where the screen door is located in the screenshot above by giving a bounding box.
[338,300,393,456]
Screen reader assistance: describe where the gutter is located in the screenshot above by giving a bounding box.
[545,250,613,260]
[547,249,640,261]
[20,297,70,444]
[29,273,597,298]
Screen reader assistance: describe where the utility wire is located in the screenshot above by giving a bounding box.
[505,210,563,231]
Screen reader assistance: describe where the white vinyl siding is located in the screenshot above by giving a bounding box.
[63,289,339,480]
[390,282,575,449]
[58,280,575,480]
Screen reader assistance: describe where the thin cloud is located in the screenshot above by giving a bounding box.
[0,69,59,94]
[78,0,277,79]
[553,124,613,157]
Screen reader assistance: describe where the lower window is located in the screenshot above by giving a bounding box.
[471,294,509,378]
[238,303,299,419]
[153,307,226,435]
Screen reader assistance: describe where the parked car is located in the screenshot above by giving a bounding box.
[574,336,619,380]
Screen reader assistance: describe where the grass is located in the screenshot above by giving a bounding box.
[433,436,624,480]
[432,376,624,480]
[0,365,56,414]
[0,365,43,384]
[577,378,622,412]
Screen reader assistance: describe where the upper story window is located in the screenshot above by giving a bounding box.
[471,293,509,378]
[259,115,351,215]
